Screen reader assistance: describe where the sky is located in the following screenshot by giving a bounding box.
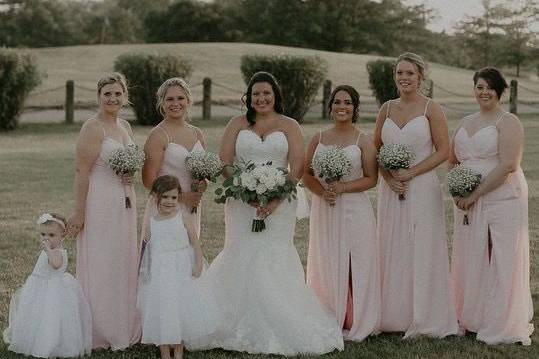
[404,0,535,33]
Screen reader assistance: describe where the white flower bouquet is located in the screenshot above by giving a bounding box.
[108,144,145,208]
[311,146,352,184]
[447,165,482,225]
[185,151,224,213]
[215,161,297,232]
[377,143,414,200]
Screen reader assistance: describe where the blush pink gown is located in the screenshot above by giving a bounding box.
[307,132,380,341]
[377,100,458,338]
[451,113,533,345]
[141,126,203,237]
[76,125,141,349]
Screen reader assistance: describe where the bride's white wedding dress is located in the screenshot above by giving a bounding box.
[191,129,343,355]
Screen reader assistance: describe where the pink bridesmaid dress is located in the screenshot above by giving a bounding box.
[142,126,203,236]
[157,126,203,233]
[76,124,141,349]
[377,100,458,337]
[307,132,380,341]
[451,112,533,345]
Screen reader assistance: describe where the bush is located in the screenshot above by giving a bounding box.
[240,54,328,122]
[366,59,398,106]
[0,49,41,131]
[114,53,192,126]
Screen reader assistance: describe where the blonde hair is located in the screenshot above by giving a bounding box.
[156,77,192,117]
[97,72,129,106]
[395,52,427,81]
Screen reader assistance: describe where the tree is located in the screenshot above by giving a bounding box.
[497,1,538,77]
[454,0,509,68]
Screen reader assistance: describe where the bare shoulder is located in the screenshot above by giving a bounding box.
[498,112,523,131]
[425,98,443,114]
[187,123,205,138]
[227,115,248,130]
[80,118,102,137]
[358,132,376,149]
[279,115,301,131]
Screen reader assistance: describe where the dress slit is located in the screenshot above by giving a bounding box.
[344,253,354,331]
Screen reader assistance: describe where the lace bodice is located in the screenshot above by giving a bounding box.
[235,130,288,167]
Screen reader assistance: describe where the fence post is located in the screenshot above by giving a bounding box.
[322,79,332,119]
[510,79,518,115]
[202,77,211,120]
[426,79,433,98]
[65,80,74,124]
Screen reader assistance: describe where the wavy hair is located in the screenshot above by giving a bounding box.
[242,71,284,126]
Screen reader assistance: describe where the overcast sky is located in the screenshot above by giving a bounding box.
[404,0,536,33]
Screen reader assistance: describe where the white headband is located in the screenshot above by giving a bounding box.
[37,213,66,229]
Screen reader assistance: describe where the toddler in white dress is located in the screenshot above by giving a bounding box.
[138,175,218,359]
[3,213,92,358]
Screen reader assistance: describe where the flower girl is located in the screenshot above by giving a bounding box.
[138,175,218,359]
[3,213,92,358]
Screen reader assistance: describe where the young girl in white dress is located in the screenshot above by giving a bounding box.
[138,175,218,359]
[3,213,92,358]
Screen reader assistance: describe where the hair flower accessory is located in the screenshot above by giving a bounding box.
[37,213,66,228]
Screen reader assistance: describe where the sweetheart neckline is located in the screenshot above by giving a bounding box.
[167,140,203,153]
[316,142,361,151]
[385,116,426,131]
[239,129,285,142]
[457,125,497,139]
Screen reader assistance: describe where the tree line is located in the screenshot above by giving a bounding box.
[0,0,537,75]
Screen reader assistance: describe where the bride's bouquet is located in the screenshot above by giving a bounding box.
[215,161,297,232]
[311,146,352,206]
[108,143,145,208]
[377,143,414,200]
[185,151,224,213]
[447,165,482,225]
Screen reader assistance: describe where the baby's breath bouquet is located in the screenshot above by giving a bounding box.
[311,146,352,207]
[447,165,482,225]
[185,151,224,213]
[377,143,414,200]
[311,146,352,184]
[215,161,297,232]
[108,144,145,208]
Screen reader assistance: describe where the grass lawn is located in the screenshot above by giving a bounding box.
[1,114,539,358]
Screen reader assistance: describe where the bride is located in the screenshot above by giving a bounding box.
[193,72,344,355]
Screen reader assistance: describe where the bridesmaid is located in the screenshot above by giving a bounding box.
[304,85,380,341]
[142,77,207,235]
[450,67,533,345]
[373,52,458,338]
[66,73,140,349]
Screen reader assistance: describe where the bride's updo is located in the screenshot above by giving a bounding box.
[243,71,284,126]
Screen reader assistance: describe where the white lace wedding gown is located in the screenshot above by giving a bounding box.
[191,130,343,355]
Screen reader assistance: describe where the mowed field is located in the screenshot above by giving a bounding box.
[24,42,539,110]
[1,112,539,358]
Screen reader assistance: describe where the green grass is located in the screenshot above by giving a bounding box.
[24,42,539,110]
[1,115,539,358]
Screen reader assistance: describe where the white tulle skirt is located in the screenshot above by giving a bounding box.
[3,273,92,358]
[138,243,219,346]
